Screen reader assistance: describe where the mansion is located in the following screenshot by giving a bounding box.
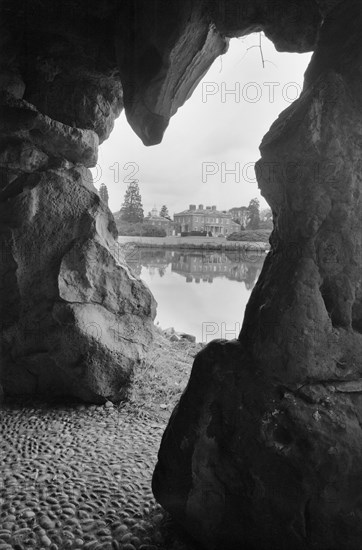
[174,204,239,236]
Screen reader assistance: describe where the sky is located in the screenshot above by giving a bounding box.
[92,34,312,217]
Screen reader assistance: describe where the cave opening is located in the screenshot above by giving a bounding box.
[94,34,312,343]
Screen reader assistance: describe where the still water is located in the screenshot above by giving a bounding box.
[126,248,265,343]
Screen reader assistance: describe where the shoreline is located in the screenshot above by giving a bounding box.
[118,235,270,252]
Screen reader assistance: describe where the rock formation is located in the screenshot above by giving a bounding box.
[0,93,157,402]
[153,1,362,549]
[115,0,321,145]
[0,1,157,403]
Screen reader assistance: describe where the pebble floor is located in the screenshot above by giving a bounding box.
[0,400,200,550]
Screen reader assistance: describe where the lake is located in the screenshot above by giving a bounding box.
[125,247,265,343]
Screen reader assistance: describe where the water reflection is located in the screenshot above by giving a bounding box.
[128,249,262,288]
[126,248,265,342]
[172,251,260,289]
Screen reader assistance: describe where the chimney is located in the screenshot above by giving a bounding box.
[189,204,196,211]
[198,204,204,210]
[212,205,216,211]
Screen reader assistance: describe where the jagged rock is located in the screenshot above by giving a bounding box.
[180,333,196,343]
[5,2,124,143]
[114,0,323,145]
[0,140,48,180]
[27,71,123,145]
[0,166,156,403]
[153,2,362,549]
[115,1,229,145]
[0,94,98,168]
[210,0,320,52]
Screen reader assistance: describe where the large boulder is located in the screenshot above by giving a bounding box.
[0,164,156,402]
[154,337,362,550]
[0,84,156,403]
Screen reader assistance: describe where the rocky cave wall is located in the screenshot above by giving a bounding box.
[1,0,362,547]
[0,0,160,403]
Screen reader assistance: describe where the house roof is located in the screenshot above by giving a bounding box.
[174,208,232,217]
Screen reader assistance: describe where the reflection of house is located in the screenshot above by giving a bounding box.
[126,248,172,277]
[173,204,240,236]
[127,248,263,287]
[147,206,175,235]
[171,252,262,286]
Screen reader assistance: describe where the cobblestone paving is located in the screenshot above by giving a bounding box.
[0,400,199,550]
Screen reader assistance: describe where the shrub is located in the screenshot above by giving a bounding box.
[117,221,166,237]
[141,224,167,237]
[227,229,271,242]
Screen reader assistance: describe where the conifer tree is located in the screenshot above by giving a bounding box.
[99,183,109,206]
[120,181,144,223]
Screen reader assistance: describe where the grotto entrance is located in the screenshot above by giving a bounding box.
[94,34,311,346]
[1,1,362,549]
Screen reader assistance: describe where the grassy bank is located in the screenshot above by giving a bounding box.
[227,229,271,242]
[124,328,203,423]
[118,234,270,251]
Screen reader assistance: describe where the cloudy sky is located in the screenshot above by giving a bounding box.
[93,33,312,216]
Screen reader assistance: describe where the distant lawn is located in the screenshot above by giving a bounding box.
[227,229,271,242]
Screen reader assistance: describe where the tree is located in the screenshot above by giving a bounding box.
[239,206,249,229]
[246,198,260,229]
[160,205,170,219]
[231,206,249,229]
[259,207,273,229]
[99,183,109,206]
[120,180,144,223]
[260,207,272,222]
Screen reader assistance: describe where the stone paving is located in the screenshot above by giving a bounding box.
[0,400,200,550]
